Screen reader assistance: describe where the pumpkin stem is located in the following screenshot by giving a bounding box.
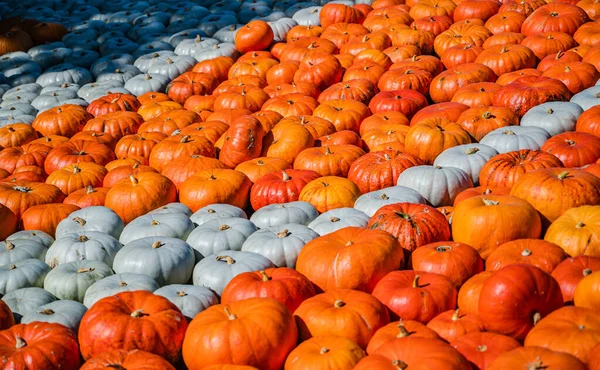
[576,222,585,228]
[528,357,545,370]
[452,309,461,321]
[557,171,569,180]
[120,281,128,286]
[282,171,291,181]
[329,217,340,222]
[477,345,487,352]
[38,308,55,315]
[77,267,95,273]
[324,147,332,155]
[465,147,479,155]
[130,309,148,318]
[5,241,14,250]
[12,185,31,193]
[151,220,160,226]
[521,249,532,257]
[502,130,515,135]
[532,312,542,325]
[9,264,16,270]
[334,299,346,308]
[129,174,138,185]
[86,186,96,194]
[73,217,86,226]
[396,322,410,338]
[207,209,216,213]
[78,235,89,242]
[392,359,408,369]
[14,336,27,349]
[260,270,270,282]
[216,255,236,264]
[219,224,231,231]
[177,291,187,297]
[435,245,452,252]
[320,347,329,354]
[547,108,554,114]
[380,193,389,200]
[482,198,499,206]
[151,241,164,249]
[276,229,290,238]
[180,135,191,143]
[584,268,593,276]
[412,275,421,288]
[224,307,237,320]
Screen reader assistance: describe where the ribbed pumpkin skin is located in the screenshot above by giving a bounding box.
[182,298,297,370]
[78,291,188,363]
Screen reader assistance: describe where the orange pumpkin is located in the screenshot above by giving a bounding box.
[487,347,586,370]
[104,172,177,224]
[294,145,365,177]
[235,20,274,53]
[183,298,297,370]
[452,195,542,259]
[0,180,65,219]
[486,239,567,273]
[478,149,564,189]
[426,309,485,343]
[411,242,484,287]
[234,157,291,183]
[86,93,141,117]
[552,256,600,303]
[21,203,80,237]
[544,205,600,257]
[0,203,18,240]
[457,271,493,315]
[45,162,107,195]
[219,115,265,168]
[296,227,404,293]
[299,176,361,213]
[284,336,365,370]
[525,306,600,363]
[404,120,472,164]
[63,186,110,208]
[294,289,390,349]
[366,319,441,354]
[510,169,600,225]
[32,105,92,138]
[179,169,252,212]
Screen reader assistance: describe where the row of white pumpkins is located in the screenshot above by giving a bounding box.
[0,198,383,332]
[0,0,356,116]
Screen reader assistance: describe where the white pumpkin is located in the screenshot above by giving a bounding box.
[65,49,101,69]
[20,300,87,332]
[0,239,47,266]
[96,65,141,84]
[397,165,474,207]
[433,144,499,185]
[35,64,93,87]
[0,103,37,116]
[241,223,318,268]
[154,284,218,320]
[124,73,170,96]
[144,55,196,79]
[45,232,123,268]
[308,208,370,235]
[250,201,319,228]
[90,53,135,77]
[192,250,274,296]
[119,212,195,244]
[520,102,583,136]
[43,260,114,302]
[77,81,125,102]
[571,85,600,110]
[83,273,160,308]
[174,36,220,56]
[54,206,124,239]
[292,6,322,26]
[190,204,247,225]
[213,24,243,43]
[479,126,551,153]
[193,43,240,62]
[168,29,207,48]
[354,185,427,217]
[2,287,57,321]
[31,89,79,111]
[0,259,50,295]
[186,217,258,261]
[112,236,195,286]
[133,50,176,72]
[148,202,193,216]
[269,18,297,42]
[7,230,54,248]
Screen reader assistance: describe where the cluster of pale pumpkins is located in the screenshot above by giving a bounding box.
[0,200,369,331]
[0,0,340,124]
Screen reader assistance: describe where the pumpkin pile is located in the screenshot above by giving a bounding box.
[1,0,600,368]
